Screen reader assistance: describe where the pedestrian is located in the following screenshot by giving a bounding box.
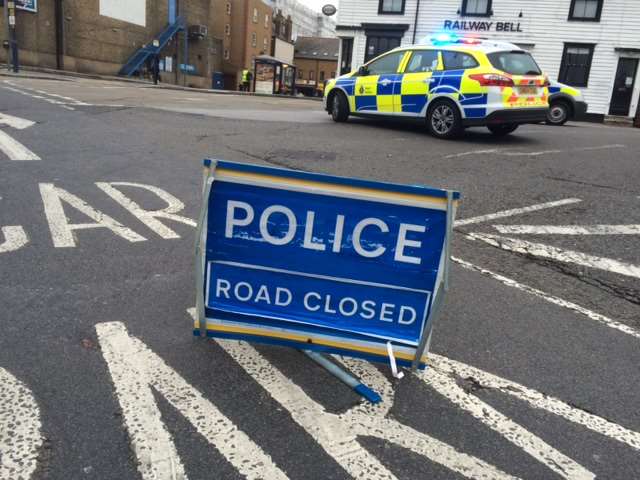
[241,69,251,92]
[152,54,160,85]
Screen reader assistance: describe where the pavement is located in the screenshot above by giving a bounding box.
[0,74,639,480]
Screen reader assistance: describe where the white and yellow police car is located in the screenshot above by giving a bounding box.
[324,35,550,139]
[547,80,588,126]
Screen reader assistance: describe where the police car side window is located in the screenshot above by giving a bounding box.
[442,51,479,70]
[405,50,439,73]
[366,51,405,75]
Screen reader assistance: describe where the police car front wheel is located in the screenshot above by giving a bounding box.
[427,100,462,139]
[331,92,349,123]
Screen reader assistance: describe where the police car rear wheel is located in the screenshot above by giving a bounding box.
[331,92,349,122]
[487,123,519,136]
[546,101,570,126]
[427,100,462,139]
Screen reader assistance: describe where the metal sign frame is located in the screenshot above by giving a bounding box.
[195,159,458,370]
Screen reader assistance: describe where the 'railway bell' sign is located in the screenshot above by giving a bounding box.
[195,160,459,369]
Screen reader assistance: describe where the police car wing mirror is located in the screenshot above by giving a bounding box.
[358,65,369,76]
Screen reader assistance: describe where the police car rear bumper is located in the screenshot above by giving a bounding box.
[463,108,548,127]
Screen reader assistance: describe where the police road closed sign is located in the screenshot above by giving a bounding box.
[195,161,459,367]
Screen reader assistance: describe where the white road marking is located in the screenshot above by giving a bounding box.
[445,145,625,160]
[209,326,517,479]
[423,364,594,479]
[0,367,43,480]
[188,310,601,479]
[444,148,502,159]
[0,129,41,161]
[428,353,640,453]
[494,224,640,235]
[39,183,146,247]
[452,256,640,339]
[455,198,582,227]
[96,182,196,239]
[469,232,640,279]
[0,113,35,130]
[0,226,29,254]
[96,321,288,480]
[61,105,75,111]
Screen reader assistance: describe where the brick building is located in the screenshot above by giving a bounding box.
[218,0,274,90]
[294,36,338,96]
[0,0,273,90]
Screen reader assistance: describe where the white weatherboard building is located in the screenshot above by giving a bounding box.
[336,0,640,120]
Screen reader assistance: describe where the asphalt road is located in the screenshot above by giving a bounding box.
[0,74,638,480]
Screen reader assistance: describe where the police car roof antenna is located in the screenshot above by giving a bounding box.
[411,190,454,371]
[302,350,382,404]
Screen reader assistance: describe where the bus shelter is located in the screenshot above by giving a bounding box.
[253,55,296,96]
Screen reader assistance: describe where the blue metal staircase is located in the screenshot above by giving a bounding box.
[118,17,185,77]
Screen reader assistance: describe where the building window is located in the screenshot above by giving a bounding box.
[319,71,325,81]
[461,0,492,17]
[265,14,269,28]
[298,69,303,79]
[263,37,268,51]
[558,43,595,87]
[224,49,230,60]
[365,35,402,62]
[568,0,603,21]
[378,0,405,14]
[330,71,336,78]
[251,32,257,47]
[226,2,231,15]
[309,70,315,81]
[225,24,230,36]
[253,8,258,23]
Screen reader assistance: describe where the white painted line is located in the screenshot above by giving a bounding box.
[61,105,75,111]
[428,353,640,453]
[469,232,640,279]
[455,198,582,227]
[0,367,43,480]
[451,256,640,339]
[0,113,35,130]
[0,129,41,161]
[444,145,625,160]
[96,182,196,239]
[0,226,29,254]
[39,183,146,247]
[422,365,594,479]
[444,148,502,159]
[187,310,518,479]
[494,224,640,235]
[96,321,288,480]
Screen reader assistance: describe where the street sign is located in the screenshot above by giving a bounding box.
[179,63,196,74]
[322,4,337,16]
[15,0,37,12]
[195,160,459,368]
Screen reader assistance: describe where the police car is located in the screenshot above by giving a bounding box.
[324,35,550,139]
[546,80,588,126]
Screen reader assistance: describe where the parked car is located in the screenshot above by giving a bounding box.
[324,35,550,139]
[547,80,588,125]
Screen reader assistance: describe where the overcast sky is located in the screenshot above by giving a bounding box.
[298,0,339,13]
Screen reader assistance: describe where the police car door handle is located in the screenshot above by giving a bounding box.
[380,79,392,86]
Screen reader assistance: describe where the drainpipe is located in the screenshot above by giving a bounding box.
[55,0,63,70]
[412,0,421,44]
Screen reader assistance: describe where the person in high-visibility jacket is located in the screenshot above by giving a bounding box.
[241,69,252,92]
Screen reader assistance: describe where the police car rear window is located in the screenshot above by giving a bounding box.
[442,51,478,70]
[488,51,542,75]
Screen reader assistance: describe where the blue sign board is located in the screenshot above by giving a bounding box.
[195,161,459,368]
[179,63,196,74]
[16,0,37,13]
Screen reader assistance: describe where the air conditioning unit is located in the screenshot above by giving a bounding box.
[188,25,208,40]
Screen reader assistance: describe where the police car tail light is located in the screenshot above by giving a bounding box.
[469,73,514,87]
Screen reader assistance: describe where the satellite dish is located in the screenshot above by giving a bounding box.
[322,4,337,16]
